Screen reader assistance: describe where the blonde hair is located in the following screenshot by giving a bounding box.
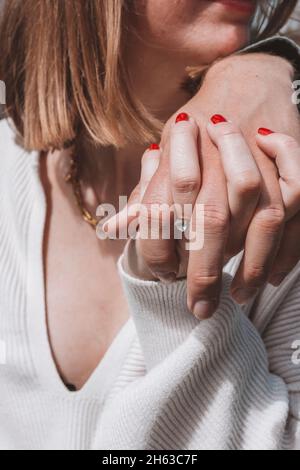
[0,0,298,151]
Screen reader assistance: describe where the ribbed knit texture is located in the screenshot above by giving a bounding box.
[1,35,300,450]
[0,117,299,451]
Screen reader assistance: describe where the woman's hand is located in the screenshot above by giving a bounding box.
[179,52,300,312]
[104,52,300,319]
[104,114,300,320]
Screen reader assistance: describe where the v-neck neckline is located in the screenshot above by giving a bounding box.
[26,151,135,400]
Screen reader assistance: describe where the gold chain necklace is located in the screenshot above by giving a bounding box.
[64,152,99,229]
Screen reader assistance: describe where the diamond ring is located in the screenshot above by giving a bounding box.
[175,219,190,233]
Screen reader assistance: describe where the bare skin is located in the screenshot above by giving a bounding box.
[40,0,300,390]
[40,142,145,390]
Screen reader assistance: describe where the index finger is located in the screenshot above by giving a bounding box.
[257,131,300,219]
[169,113,201,223]
[187,128,229,319]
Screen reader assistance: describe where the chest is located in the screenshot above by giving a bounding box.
[43,184,129,390]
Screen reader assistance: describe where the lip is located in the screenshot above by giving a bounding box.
[208,0,256,15]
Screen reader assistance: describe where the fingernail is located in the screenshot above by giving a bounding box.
[211,114,227,125]
[148,143,160,151]
[157,272,177,284]
[193,301,216,320]
[258,127,274,136]
[175,112,189,124]
[232,287,258,305]
[269,273,287,287]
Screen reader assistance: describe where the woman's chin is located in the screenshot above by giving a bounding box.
[215,27,249,56]
[188,26,250,64]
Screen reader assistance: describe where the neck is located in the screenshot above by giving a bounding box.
[126,33,193,122]
[67,40,201,207]
[77,49,193,200]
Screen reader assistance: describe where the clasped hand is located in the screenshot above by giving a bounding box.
[105,53,300,320]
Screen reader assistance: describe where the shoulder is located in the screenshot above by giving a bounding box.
[0,118,26,164]
[0,118,37,182]
[0,117,18,145]
[0,118,39,225]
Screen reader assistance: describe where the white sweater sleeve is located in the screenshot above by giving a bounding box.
[97,258,300,450]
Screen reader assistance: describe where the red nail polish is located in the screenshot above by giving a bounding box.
[258,128,274,136]
[175,112,189,123]
[211,114,227,125]
[148,143,160,151]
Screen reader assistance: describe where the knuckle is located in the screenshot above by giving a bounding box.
[204,205,229,233]
[139,202,174,240]
[144,252,174,273]
[142,201,173,220]
[142,188,165,207]
[173,177,200,195]
[234,172,261,198]
[217,122,241,138]
[255,205,285,232]
[189,273,220,291]
[245,264,267,284]
[141,219,173,241]
[215,121,242,140]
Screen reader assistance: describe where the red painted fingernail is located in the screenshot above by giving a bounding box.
[211,114,227,125]
[175,112,189,123]
[148,143,160,151]
[258,128,274,136]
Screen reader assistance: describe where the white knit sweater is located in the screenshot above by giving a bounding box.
[0,115,300,450]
